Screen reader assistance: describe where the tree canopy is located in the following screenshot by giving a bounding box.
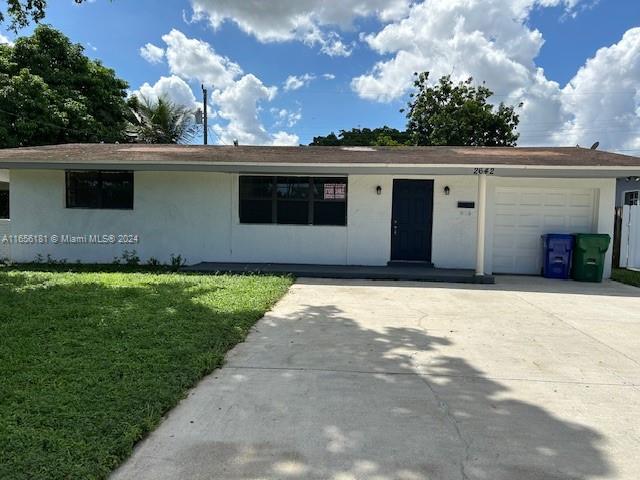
[129,95,197,145]
[0,25,132,148]
[0,0,87,31]
[310,127,411,147]
[404,72,520,146]
[310,72,520,147]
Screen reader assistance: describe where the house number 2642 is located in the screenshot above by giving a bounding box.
[473,168,495,175]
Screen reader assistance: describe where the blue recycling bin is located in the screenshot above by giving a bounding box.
[541,234,574,279]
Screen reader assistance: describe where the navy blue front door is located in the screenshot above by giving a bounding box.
[391,180,434,262]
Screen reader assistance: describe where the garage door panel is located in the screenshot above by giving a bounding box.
[515,255,540,274]
[493,254,515,272]
[492,187,595,274]
[495,214,517,227]
[544,193,567,206]
[516,234,541,250]
[496,191,519,205]
[493,232,515,248]
[570,193,593,207]
[520,192,543,206]
[543,215,567,229]
[518,214,541,228]
[570,216,593,229]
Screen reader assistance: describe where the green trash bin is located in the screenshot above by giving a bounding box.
[571,234,611,282]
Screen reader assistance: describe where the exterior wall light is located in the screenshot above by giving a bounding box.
[376,185,382,195]
[444,186,451,196]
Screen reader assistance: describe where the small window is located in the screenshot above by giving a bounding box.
[0,190,8,219]
[624,191,639,206]
[239,176,347,226]
[66,171,133,210]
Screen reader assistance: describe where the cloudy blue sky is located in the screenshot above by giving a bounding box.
[1,0,639,152]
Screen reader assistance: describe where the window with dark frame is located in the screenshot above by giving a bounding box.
[625,190,639,206]
[239,176,347,226]
[0,191,8,219]
[66,171,134,209]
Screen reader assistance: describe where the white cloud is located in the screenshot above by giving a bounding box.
[212,74,299,145]
[351,0,575,102]
[138,30,297,145]
[323,73,336,80]
[271,107,303,127]
[348,0,640,151]
[134,75,201,112]
[140,42,165,64]
[556,28,640,151]
[189,0,411,56]
[0,34,14,46]
[284,74,316,91]
[319,33,354,57]
[162,28,243,89]
[272,131,301,146]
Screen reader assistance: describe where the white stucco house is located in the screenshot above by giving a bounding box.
[1,143,639,279]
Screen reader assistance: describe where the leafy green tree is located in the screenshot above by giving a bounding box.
[130,95,197,144]
[403,72,520,146]
[0,25,131,147]
[1,0,87,31]
[310,126,410,147]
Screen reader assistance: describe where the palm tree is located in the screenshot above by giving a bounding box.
[129,95,197,144]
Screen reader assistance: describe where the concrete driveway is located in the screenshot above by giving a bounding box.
[112,276,640,480]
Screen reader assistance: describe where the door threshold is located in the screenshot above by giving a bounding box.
[387,261,435,268]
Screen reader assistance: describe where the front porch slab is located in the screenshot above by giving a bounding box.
[182,262,495,284]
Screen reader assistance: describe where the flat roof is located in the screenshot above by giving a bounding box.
[1,144,639,178]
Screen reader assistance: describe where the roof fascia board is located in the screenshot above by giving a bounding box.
[3,162,640,178]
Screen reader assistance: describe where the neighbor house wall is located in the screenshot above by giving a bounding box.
[616,177,640,206]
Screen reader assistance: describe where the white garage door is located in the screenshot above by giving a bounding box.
[492,187,596,274]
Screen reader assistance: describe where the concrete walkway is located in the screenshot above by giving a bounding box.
[112,276,640,480]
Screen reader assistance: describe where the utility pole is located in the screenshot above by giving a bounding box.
[202,84,208,145]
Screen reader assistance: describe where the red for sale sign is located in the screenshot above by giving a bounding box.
[324,184,346,200]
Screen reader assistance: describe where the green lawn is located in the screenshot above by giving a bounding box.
[0,268,292,480]
[612,268,640,287]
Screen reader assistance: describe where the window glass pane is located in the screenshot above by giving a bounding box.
[66,171,133,209]
[314,202,347,226]
[0,191,8,219]
[277,177,310,199]
[240,176,273,198]
[238,176,347,226]
[277,200,309,224]
[101,171,133,209]
[240,199,273,223]
[66,171,100,208]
